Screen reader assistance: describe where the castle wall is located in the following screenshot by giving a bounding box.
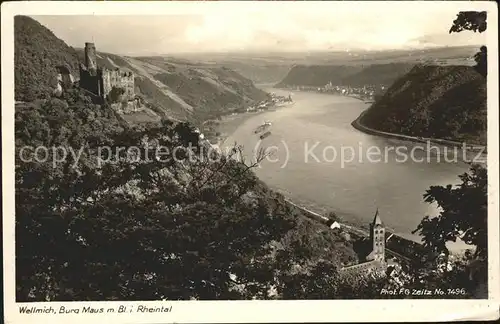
[110,97,143,114]
[79,65,101,97]
[102,69,135,101]
[340,260,387,279]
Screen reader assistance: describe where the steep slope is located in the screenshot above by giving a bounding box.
[14,15,80,101]
[360,64,487,145]
[132,56,270,122]
[341,63,415,87]
[276,63,414,88]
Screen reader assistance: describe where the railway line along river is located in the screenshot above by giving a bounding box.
[222,88,472,251]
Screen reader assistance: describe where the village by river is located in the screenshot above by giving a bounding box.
[222,88,472,251]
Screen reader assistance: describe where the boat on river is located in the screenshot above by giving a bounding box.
[260,131,271,140]
[253,121,272,134]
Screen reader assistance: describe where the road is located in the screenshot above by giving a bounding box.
[285,199,413,263]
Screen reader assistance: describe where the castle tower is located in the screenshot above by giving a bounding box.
[369,208,385,262]
[84,42,97,76]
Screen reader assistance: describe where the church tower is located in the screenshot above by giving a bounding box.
[369,208,385,262]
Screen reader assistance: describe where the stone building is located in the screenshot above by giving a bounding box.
[79,42,135,101]
[102,69,134,100]
[340,210,387,277]
[367,209,385,262]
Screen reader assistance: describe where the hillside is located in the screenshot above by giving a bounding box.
[15,89,361,302]
[359,64,487,145]
[276,63,415,88]
[221,63,291,84]
[14,15,80,101]
[74,52,270,122]
[15,15,363,301]
[15,16,269,123]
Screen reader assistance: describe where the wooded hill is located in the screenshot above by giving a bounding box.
[360,64,487,145]
[275,63,416,88]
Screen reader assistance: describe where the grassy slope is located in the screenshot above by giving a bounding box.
[135,56,270,122]
[360,64,487,145]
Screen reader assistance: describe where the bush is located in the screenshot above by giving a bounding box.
[108,86,125,103]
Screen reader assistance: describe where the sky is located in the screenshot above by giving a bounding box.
[31,2,488,56]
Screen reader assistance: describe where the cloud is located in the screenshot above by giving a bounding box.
[31,2,488,55]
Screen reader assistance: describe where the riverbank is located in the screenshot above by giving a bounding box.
[284,196,471,256]
[283,87,488,163]
[351,109,487,165]
[275,87,370,103]
[214,111,267,147]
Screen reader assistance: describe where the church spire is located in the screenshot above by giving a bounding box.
[372,208,382,225]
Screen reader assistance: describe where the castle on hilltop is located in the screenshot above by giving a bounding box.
[79,42,135,101]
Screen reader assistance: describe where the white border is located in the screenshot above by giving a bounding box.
[2,1,499,323]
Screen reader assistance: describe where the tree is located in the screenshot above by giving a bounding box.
[413,164,487,258]
[449,11,487,77]
[449,11,487,33]
[18,91,327,301]
[327,211,342,222]
[473,46,487,78]
[108,86,126,103]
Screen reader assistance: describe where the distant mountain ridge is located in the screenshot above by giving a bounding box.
[276,63,415,88]
[178,46,477,84]
[14,16,269,123]
[359,64,487,145]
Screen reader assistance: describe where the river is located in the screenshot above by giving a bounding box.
[222,88,471,248]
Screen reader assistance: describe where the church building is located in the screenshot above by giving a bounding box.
[339,209,388,277]
[367,209,385,262]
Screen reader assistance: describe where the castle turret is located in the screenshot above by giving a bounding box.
[368,208,385,262]
[84,42,97,76]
